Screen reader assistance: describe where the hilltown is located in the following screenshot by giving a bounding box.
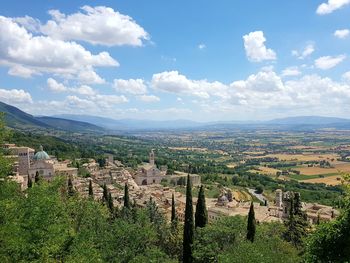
[3,143,339,224]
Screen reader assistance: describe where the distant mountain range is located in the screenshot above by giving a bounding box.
[2,101,350,132]
[0,101,104,133]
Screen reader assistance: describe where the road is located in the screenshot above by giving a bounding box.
[247,188,267,204]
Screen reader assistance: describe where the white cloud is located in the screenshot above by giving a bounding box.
[0,88,32,104]
[314,55,346,70]
[342,71,350,82]
[243,31,276,62]
[40,6,149,46]
[281,67,302,77]
[74,85,96,96]
[113,78,147,95]
[93,94,128,107]
[138,94,160,103]
[152,71,229,99]
[0,16,118,81]
[198,43,206,50]
[334,29,350,39]
[47,78,68,92]
[316,0,350,15]
[292,44,315,59]
[8,65,38,78]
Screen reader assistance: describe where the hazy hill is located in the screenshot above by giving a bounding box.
[54,114,203,130]
[267,116,350,125]
[0,101,104,133]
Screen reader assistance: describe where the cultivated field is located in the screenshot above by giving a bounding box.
[301,175,343,186]
[262,153,338,162]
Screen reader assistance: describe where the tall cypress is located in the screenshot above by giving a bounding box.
[102,183,108,204]
[88,180,93,198]
[35,171,40,183]
[124,183,130,209]
[27,174,32,188]
[183,174,194,263]
[68,177,75,197]
[108,192,114,213]
[171,192,177,222]
[247,202,256,242]
[195,185,208,228]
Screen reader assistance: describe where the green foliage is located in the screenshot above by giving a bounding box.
[183,174,194,263]
[246,202,256,242]
[195,185,208,228]
[193,217,300,263]
[304,187,350,262]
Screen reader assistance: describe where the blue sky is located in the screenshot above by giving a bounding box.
[0,0,350,121]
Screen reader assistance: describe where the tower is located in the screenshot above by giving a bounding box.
[275,189,283,208]
[149,149,155,166]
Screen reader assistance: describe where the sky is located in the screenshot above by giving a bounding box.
[0,0,350,121]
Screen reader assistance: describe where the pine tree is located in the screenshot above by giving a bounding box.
[171,192,177,222]
[67,177,75,197]
[195,185,208,228]
[27,174,32,188]
[108,192,114,213]
[102,183,108,204]
[247,202,256,242]
[35,171,40,183]
[124,183,130,209]
[183,174,194,263]
[88,180,93,198]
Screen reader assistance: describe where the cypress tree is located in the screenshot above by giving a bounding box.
[171,192,177,222]
[183,174,194,263]
[88,180,93,198]
[283,193,308,248]
[27,174,32,188]
[195,185,208,228]
[247,202,256,242]
[67,177,75,197]
[108,192,114,213]
[124,183,130,209]
[102,183,108,204]
[35,171,40,183]
[293,192,303,216]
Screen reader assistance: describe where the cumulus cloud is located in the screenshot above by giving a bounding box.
[243,31,276,62]
[314,55,346,70]
[0,88,32,104]
[281,67,302,77]
[113,78,147,95]
[47,78,68,92]
[138,94,160,103]
[0,16,118,81]
[40,6,149,46]
[334,29,350,38]
[292,44,315,59]
[151,71,229,99]
[316,0,350,15]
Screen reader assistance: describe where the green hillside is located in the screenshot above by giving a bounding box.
[0,101,104,133]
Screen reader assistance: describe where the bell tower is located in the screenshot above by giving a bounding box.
[149,149,155,166]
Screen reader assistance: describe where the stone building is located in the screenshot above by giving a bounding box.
[134,150,167,185]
